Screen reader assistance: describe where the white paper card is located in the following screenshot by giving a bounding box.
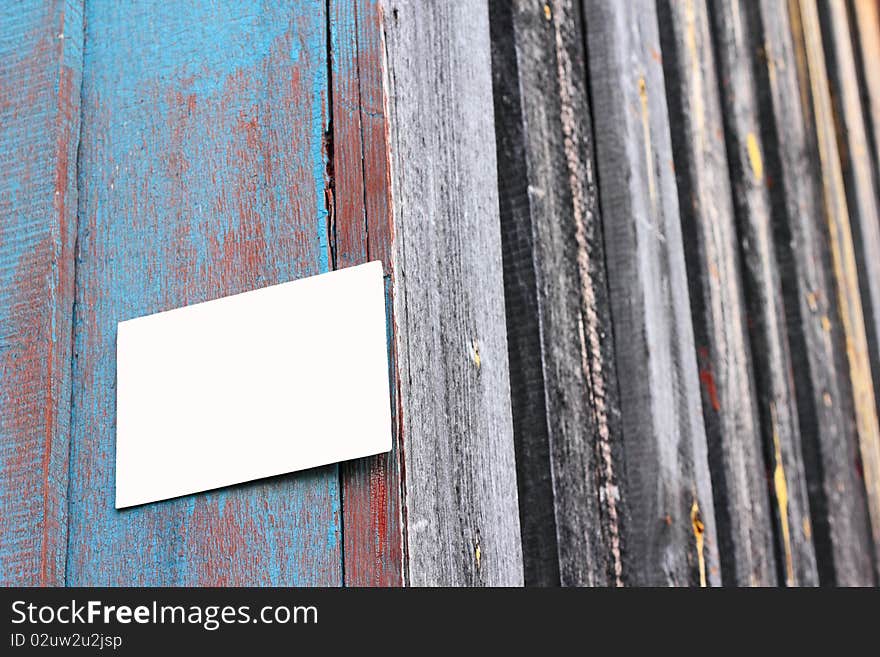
[115,260,392,508]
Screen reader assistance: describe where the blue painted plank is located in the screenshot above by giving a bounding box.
[0,0,83,586]
[66,0,340,585]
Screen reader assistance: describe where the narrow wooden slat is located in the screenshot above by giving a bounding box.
[0,0,83,586]
[489,0,625,586]
[746,0,875,584]
[707,0,819,586]
[794,0,880,577]
[66,0,341,585]
[330,0,404,587]
[379,0,524,585]
[489,0,561,587]
[656,0,777,586]
[848,0,880,192]
[330,0,368,272]
[582,0,721,586]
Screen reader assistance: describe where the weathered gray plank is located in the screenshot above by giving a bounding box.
[847,0,880,197]
[707,0,819,586]
[379,0,524,586]
[489,0,626,586]
[656,0,777,586]
[794,0,880,578]
[582,0,721,586]
[745,0,875,584]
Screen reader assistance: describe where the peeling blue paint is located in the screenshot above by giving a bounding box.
[65,0,340,586]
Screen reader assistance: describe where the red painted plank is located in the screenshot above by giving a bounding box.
[330,0,404,586]
[65,0,341,585]
[0,0,83,586]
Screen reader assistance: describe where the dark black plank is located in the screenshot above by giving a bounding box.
[489,0,626,586]
[582,0,721,586]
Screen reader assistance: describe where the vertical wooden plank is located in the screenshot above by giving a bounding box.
[793,0,880,577]
[0,0,83,586]
[380,0,524,586]
[490,0,562,587]
[67,0,341,585]
[330,0,404,586]
[848,0,880,193]
[656,0,777,586]
[820,3,880,542]
[582,0,721,586]
[707,0,819,586]
[488,0,625,586]
[746,0,875,584]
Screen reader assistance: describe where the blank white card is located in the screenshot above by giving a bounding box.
[115,261,392,508]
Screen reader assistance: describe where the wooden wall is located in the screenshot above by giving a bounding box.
[2,0,879,586]
[491,0,880,586]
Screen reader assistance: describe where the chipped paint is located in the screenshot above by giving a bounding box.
[333,0,404,586]
[64,0,340,586]
[697,351,721,412]
[746,132,764,181]
[690,499,707,587]
[0,0,83,586]
[470,337,481,369]
[770,403,794,585]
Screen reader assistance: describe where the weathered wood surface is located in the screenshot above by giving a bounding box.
[747,0,875,584]
[848,0,880,195]
[66,0,341,585]
[582,0,721,586]
[0,0,83,586]
[707,0,819,586]
[330,0,404,586]
[380,0,524,586]
[821,0,880,435]
[4,0,880,589]
[820,0,880,539]
[657,0,777,586]
[793,0,880,578]
[489,0,626,586]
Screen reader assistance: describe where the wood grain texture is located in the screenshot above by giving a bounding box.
[380,0,524,586]
[489,0,626,587]
[707,0,819,586]
[820,2,880,556]
[794,0,880,577]
[330,0,404,586]
[489,0,561,587]
[848,0,880,196]
[656,0,777,586]
[746,0,875,584]
[66,0,341,585]
[582,0,721,586]
[0,0,83,586]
